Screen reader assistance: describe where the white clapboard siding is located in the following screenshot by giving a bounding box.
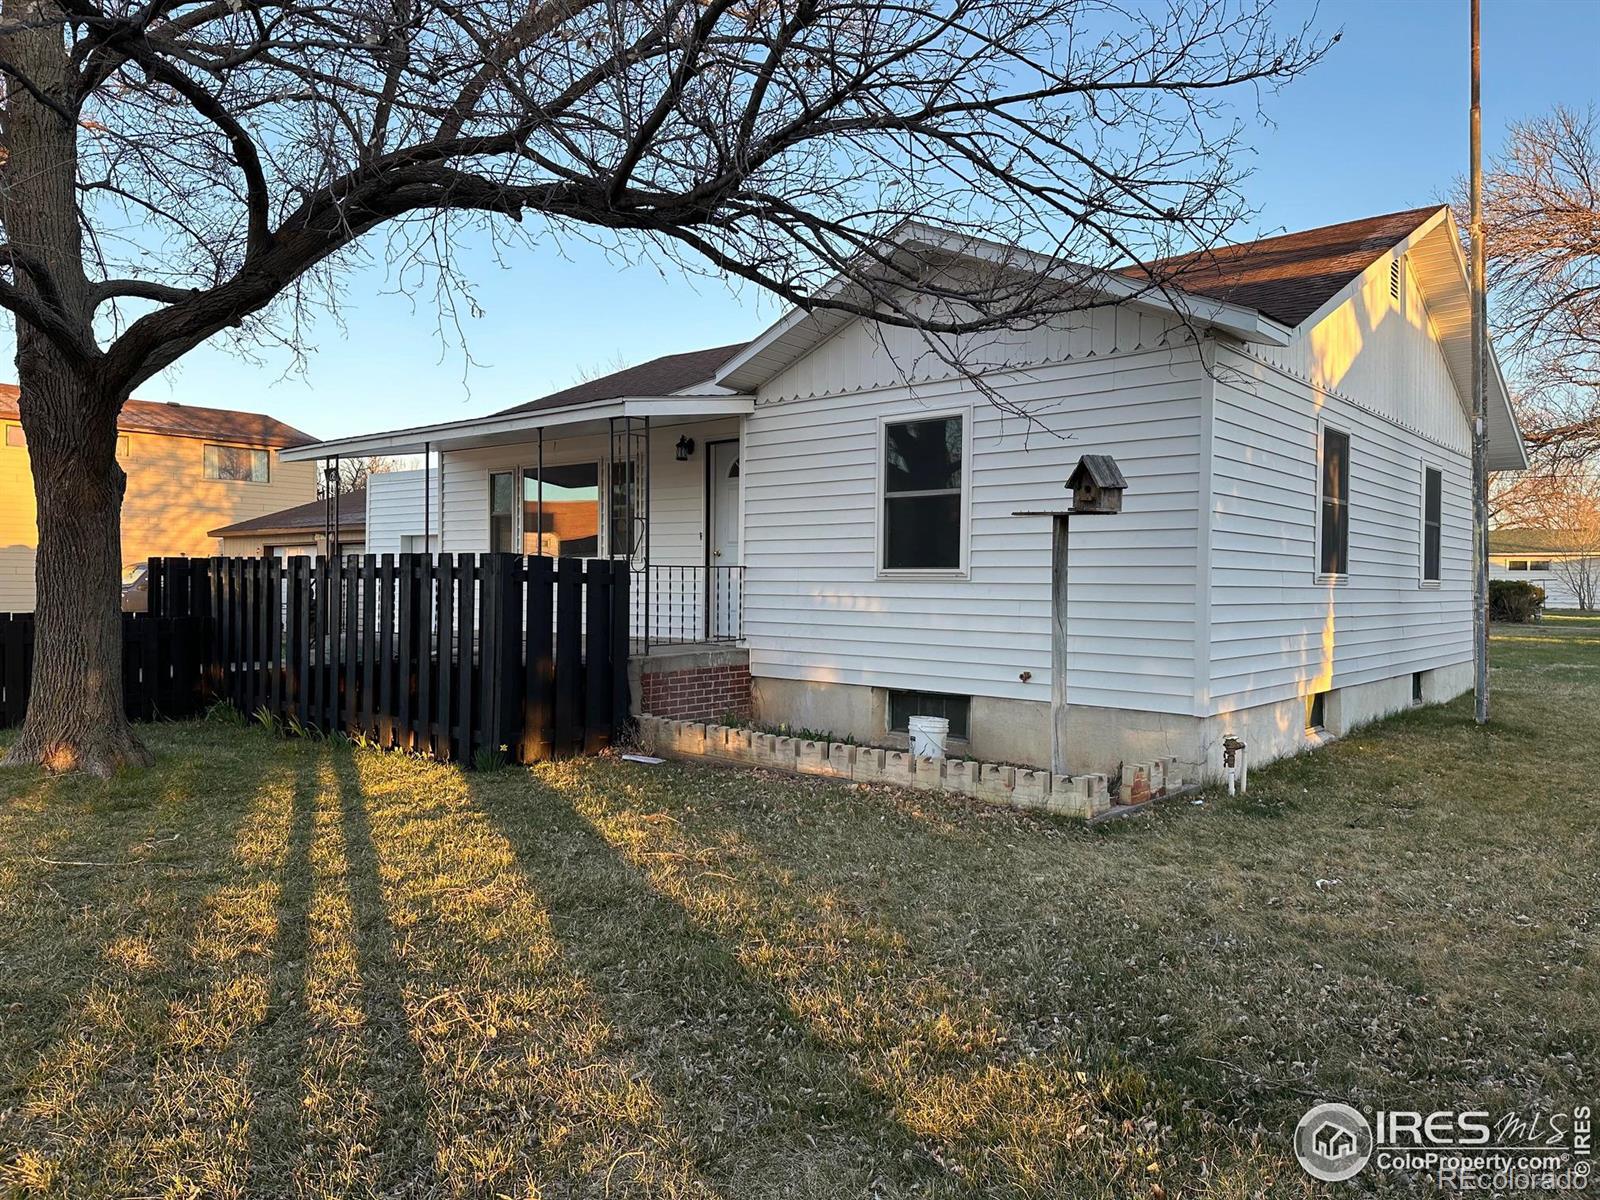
[1205,335,1473,715]
[746,335,1208,714]
[364,469,438,555]
[1251,248,1470,453]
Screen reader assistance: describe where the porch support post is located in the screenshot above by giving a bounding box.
[422,441,431,551]
[1050,514,1069,776]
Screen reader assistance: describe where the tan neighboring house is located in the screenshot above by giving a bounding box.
[210,489,366,558]
[0,385,316,612]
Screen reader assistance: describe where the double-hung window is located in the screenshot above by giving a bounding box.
[1421,466,1442,583]
[489,471,517,553]
[881,413,965,572]
[1318,427,1350,578]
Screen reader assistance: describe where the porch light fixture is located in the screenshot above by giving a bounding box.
[675,435,695,462]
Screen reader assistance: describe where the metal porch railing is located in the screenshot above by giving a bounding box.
[631,564,743,650]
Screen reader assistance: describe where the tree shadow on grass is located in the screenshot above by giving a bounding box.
[466,768,963,1199]
[242,745,439,1198]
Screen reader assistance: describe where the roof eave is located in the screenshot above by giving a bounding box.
[714,224,1291,394]
[279,394,755,462]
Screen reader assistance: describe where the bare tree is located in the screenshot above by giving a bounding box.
[318,454,405,496]
[0,0,1331,773]
[1463,106,1600,517]
[1540,475,1600,612]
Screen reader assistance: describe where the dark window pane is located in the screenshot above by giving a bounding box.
[609,458,640,557]
[885,417,962,493]
[1423,468,1442,581]
[889,690,971,739]
[1321,500,1347,576]
[1321,430,1348,505]
[884,494,960,570]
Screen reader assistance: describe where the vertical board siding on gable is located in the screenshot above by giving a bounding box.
[1206,342,1472,715]
[1253,248,1470,454]
[364,469,438,554]
[745,341,1207,714]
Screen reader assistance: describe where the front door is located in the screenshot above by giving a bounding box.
[708,440,741,637]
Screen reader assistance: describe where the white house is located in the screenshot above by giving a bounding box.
[285,206,1526,780]
[1489,529,1599,610]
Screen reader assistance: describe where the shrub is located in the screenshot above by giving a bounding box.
[1489,579,1546,623]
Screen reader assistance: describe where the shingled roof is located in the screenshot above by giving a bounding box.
[0,384,315,448]
[494,342,748,417]
[209,488,366,539]
[1122,206,1445,328]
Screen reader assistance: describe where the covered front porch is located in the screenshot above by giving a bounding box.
[281,394,749,651]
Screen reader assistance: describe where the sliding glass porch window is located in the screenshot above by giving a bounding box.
[522,463,600,557]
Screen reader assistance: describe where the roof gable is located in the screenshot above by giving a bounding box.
[494,343,746,417]
[0,385,314,448]
[1120,206,1445,328]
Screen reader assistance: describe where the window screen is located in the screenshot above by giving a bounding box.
[1319,429,1349,576]
[888,690,970,739]
[882,415,963,570]
[1422,467,1442,582]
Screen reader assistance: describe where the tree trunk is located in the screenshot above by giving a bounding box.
[1,366,151,776]
[0,0,151,775]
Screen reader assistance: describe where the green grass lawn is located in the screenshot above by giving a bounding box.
[1,621,1597,1199]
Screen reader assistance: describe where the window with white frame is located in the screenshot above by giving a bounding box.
[1318,427,1350,577]
[204,443,269,482]
[881,413,964,571]
[1421,466,1442,582]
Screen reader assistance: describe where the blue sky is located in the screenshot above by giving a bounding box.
[37,0,1600,439]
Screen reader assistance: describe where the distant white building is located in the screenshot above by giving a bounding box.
[291,206,1527,780]
[1489,530,1600,610]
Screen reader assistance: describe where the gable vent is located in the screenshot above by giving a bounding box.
[1389,257,1403,301]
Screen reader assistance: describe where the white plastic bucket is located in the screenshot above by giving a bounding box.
[908,715,949,759]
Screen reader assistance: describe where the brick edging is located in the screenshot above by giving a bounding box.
[637,715,1189,819]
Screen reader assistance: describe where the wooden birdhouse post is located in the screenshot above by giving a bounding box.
[1013,455,1130,776]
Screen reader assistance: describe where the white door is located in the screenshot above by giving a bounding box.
[708,440,741,637]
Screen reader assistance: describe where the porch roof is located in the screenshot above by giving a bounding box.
[278,394,753,462]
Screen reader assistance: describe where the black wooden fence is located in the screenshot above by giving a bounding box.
[1,554,631,764]
[0,612,210,728]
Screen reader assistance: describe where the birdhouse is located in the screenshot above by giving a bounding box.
[1065,454,1128,514]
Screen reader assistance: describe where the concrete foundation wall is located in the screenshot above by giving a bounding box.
[751,660,1473,781]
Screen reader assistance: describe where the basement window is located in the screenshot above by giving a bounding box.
[1306,690,1328,733]
[888,690,970,740]
[1412,672,1424,706]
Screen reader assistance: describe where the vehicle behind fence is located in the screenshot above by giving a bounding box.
[0,554,632,764]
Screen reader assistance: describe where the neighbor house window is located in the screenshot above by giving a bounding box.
[881,413,964,571]
[204,443,269,482]
[4,424,25,448]
[1529,560,1552,571]
[1319,428,1350,577]
[522,462,599,557]
[1508,559,1529,571]
[489,471,517,553]
[1422,466,1442,583]
[888,689,970,740]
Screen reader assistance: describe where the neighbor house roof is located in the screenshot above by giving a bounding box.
[0,384,315,448]
[1488,528,1583,556]
[1120,206,1446,328]
[494,343,748,417]
[209,488,366,539]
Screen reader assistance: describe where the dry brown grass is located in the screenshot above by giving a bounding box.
[1,620,1596,1198]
